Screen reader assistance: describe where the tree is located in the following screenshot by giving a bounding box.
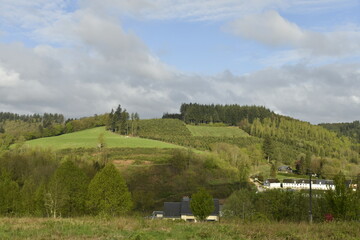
[87,164,132,216]
[190,188,214,221]
[20,179,37,216]
[120,110,129,135]
[305,151,312,174]
[0,169,20,215]
[296,153,306,175]
[223,189,255,219]
[325,172,355,220]
[270,162,277,178]
[97,133,106,150]
[97,133,108,165]
[46,160,89,217]
[262,135,274,162]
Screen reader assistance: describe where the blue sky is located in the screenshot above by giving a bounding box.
[0,0,360,123]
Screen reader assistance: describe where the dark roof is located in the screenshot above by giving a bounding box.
[282,179,334,185]
[278,166,292,171]
[266,179,280,183]
[163,197,220,217]
[180,197,192,215]
[283,179,296,183]
[163,202,181,217]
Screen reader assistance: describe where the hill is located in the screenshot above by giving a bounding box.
[24,127,182,150]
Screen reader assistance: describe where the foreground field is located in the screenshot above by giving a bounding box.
[24,127,182,150]
[0,217,359,240]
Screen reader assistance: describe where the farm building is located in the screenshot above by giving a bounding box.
[162,197,220,222]
[263,179,281,189]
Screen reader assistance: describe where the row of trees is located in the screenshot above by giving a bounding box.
[0,160,132,217]
[163,103,274,125]
[0,112,64,124]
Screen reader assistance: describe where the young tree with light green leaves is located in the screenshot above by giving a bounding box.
[190,188,214,222]
[87,164,132,216]
[326,172,357,220]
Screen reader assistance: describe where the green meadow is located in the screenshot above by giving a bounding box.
[24,127,182,150]
[187,125,249,137]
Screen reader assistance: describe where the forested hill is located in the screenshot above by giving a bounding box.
[319,121,360,143]
[163,103,360,168]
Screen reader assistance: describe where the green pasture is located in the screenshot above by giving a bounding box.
[24,127,183,150]
[187,125,249,137]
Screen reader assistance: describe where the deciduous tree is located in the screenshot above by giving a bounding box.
[87,164,132,216]
[190,188,214,221]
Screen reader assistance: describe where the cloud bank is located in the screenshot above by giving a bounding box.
[0,1,360,124]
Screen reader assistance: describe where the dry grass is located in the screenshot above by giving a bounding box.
[0,217,359,240]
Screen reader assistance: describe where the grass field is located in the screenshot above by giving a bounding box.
[187,125,249,137]
[0,217,359,240]
[24,127,183,150]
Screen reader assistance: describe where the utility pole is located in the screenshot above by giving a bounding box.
[309,171,313,224]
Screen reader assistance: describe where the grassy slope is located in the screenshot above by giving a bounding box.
[24,127,182,150]
[0,217,359,240]
[187,125,249,137]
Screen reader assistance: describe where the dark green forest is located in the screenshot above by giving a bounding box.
[163,103,274,124]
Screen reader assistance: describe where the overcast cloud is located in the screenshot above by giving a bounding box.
[0,0,360,123]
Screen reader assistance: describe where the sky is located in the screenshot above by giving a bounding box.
[0,0,360,124]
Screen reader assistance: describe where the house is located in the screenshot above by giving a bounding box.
[269,179,335,190]
[163,196,220,222]
[278,165,293,173]
[263,179,281,189]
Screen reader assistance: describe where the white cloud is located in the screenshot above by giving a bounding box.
[227,11,360,57]
[0,66,20,87]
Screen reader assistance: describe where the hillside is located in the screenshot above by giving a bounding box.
[187,125,249,137]
[24,127,182,150]
[319,120,360,143]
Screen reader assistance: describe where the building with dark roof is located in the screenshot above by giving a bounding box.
[163,197,220,222]
[278,165,293,173]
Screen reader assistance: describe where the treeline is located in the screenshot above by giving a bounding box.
[320,120,360,143]
[0,148,132,217]
[0,114,108,150]
[106,105,140,136]
[0,112,64,124]
[224,172,360,222]
[163,103,274,125]
[0,146,248,216]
